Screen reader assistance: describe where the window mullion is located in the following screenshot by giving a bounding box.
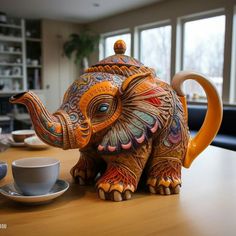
[223,4,234,103]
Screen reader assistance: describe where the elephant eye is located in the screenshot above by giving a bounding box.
[97,103,109,113]
[89,96,118,125]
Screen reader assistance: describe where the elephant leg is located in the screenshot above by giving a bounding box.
[70,150,105,185]
[97,140,152,202]
[147,156,182,195]
[147,116,189,195]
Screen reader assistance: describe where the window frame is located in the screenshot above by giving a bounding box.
[135,20,172,82]
[178,9,226,99]
[98,5,236,104]
[230,6,236,103]
[135,20,171,61]
[99,28,131,60]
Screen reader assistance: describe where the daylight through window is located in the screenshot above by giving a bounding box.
[183,15,225,99]
[140,25,171,83]
[104,33,131,58]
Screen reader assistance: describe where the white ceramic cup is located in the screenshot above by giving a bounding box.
[12,157,60,196]
[11,130,35,143]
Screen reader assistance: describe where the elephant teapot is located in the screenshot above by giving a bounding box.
[10,40,222,201]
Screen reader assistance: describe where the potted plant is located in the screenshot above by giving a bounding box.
[63,30,99,71]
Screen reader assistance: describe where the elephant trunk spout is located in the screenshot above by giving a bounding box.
[10,91,72,149]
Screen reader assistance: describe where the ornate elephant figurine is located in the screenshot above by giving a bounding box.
[10,40,222,201]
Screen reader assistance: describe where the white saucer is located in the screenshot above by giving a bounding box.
[0,179,69,205]
[24,136,49,150]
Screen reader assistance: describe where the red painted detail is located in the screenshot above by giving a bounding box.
[142,89,161,106]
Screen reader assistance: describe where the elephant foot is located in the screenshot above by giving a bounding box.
[97,183,135,202]
[147,157,182,195]
[70,156,99,185]
[97,164,137,202]
[147,176,181,195]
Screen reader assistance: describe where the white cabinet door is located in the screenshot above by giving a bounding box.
[42,20,79,113]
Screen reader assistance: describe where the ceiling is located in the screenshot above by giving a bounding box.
[0,0,162,23]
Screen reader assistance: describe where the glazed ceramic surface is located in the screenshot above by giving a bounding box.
[0,161,7,180]
[7,138,25,147]
[11,130,35,143]
[24,136,49,149]
[12,157,60,196]
[0,179,69,204]
[10,40,223,201]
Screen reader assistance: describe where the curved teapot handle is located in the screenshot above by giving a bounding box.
[171,71,223,168]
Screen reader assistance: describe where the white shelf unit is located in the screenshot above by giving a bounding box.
[0,51,22,55]
[0,18,26,92]
[0,23,21,29]
[27,65,42,68]
[26,37,41,42]
[0,75,23,78]
[0,63,22,66]
[0,35,23,42]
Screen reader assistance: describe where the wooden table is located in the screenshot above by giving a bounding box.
[0,145,236,236]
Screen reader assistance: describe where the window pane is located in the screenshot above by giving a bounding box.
[230,8,236,104]
[104,33,131,57]
[183,15,225,99]
[140,25,171,83]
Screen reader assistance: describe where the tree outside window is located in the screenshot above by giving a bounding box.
[183,15,225,100]
[140,25,171,83]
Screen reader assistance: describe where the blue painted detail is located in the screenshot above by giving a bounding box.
[112,58,119,63]
[71,84,78,93]
[122,57,129,63]
[49,126,55,132]
[133,110,155,126]
[98,103,109,112]
[113,75,122,86]
[70,113,78,122]
[96,75,103,81]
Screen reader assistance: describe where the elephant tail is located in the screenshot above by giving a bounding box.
[171,71,223,168]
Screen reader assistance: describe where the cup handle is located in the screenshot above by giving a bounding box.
[172,71,223,168]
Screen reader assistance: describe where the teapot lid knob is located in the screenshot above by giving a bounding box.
[114,40,126,54]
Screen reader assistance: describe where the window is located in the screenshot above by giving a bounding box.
[99,8,234,104]
[230,7,236,103]
[139,25,171,82]
[182,15,225,99]
[103,33,131,58]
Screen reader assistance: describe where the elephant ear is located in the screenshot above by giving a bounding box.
[97,72,170,153]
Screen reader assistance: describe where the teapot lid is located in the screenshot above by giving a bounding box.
[94,40,143,67]
[86,40,154,76]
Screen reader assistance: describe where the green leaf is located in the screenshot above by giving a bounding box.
[63,30,100,65]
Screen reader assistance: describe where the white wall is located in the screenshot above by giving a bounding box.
[42,20,81,112]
